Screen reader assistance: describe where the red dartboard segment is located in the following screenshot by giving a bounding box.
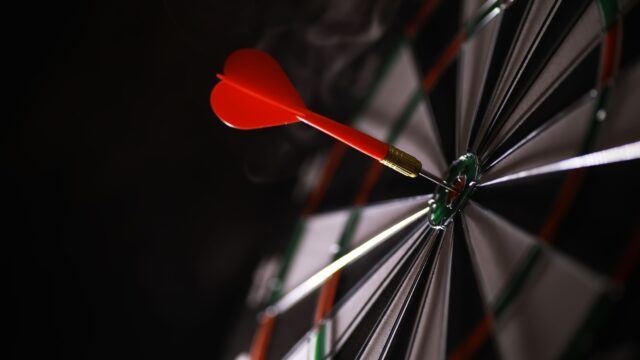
[210,48,390,161]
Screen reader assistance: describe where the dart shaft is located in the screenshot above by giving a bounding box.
[301,112,389,160]
[419,169,456,191]
[301,112,452,188]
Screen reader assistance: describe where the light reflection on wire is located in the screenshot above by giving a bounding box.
[266,206,432,316]
[481,141,640,187]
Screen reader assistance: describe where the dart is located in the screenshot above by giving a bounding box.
[210,49,453,190]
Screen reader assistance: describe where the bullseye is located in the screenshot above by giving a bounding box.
[428,153,480,228]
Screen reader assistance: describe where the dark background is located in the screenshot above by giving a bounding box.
[8,1,302,358]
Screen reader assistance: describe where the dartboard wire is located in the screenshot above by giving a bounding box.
[470,0,564,156]
[481,89,598,175]
[376,229,447,359]
[472,0,599,157]
[477,2,627,165]
[280,223,437,360]
[456,0,505,157]
[404,224,454,360]
[279,220,430,359]
[302,223,434,359]
[326,222,432,355]
[353,228,441,359]
[485,19,625,241]
[481,141,640,187]
[473,0,631,161]
[477,41,599,164]
[266,205,432,317]
[448,2,629,359]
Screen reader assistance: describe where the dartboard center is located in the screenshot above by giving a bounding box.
[428,153,480,228]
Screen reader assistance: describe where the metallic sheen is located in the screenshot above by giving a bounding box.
[381,145,423,178]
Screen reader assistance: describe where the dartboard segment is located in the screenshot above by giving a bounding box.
[456,1,504,157]
[483,92,598,183]
[282,222,432,359]
[275,195,432,299]
[462,202,611,360]
[354,43,447,178]
[483,62,640,184]
[351,227,442,359]
[471,0,565,153]
[486,0,621,157]
[405,226,453,360]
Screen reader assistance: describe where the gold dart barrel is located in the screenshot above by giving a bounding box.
[380,145,422,178]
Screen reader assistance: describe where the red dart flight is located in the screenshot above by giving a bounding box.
[210,48,443,183]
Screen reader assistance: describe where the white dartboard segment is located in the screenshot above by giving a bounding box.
[491,1,604,152]
[282,222,431,359]
[457,4,503,156]
[354,44,422,141]
[474,0,562,148]
[406,224,454,360]
[281,195,430,294]
[356,231,439,359]
[483,93,597,182]
[462,202,538,304]
[462,202,610,360]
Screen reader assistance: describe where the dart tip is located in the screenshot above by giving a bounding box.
[418,169,457,192]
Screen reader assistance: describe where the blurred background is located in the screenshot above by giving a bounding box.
[7,1,309,358]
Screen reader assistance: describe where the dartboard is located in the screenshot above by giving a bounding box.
[217,0,640,359]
